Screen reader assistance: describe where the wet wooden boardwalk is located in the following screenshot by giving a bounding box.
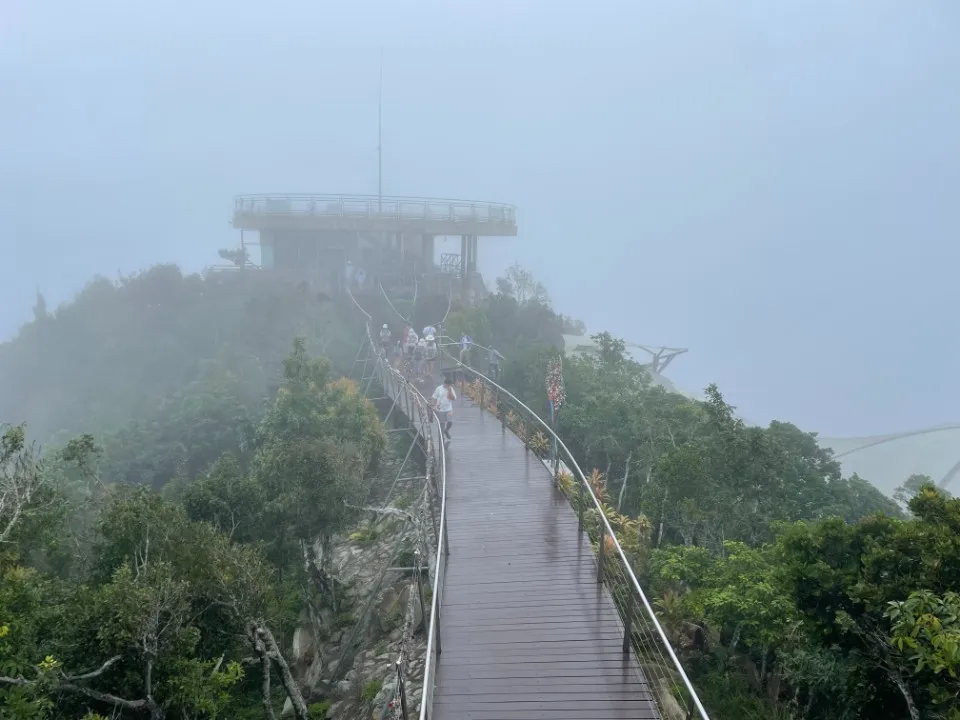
[429,390,658,720]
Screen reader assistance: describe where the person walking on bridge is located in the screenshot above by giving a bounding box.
[424,334,438,378]
[459,334,473,365]
[414,338,427,381]
[488,345,504,381]
[378,324,392,355]
[404,327,418,359]
[431,376,456,444]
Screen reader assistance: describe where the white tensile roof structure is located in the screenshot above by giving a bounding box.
[561,335,959,498]
[817,425,960,497]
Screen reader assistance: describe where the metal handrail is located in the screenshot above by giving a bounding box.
[234,193,516,224]
[437,337,506,363]
[346,289,448,720]
[437,348,711,720]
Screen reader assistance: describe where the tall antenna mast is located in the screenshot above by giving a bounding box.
[378,51,383,214]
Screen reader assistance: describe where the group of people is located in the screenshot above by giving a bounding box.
[380,323,439,382]
[380,322,506,381]
[456,333,505,380]
[375,321,509,445]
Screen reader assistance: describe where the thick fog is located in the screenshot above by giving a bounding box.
[2,0,958,436]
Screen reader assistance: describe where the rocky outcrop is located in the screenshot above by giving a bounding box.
[284,470,436,719]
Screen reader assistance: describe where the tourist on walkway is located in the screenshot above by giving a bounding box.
[392,340,403,368]
[459,334,473,365]
[414,338,426,381]
[488,346,504,381]
[431,376,456,443]
[424,334,438,378]
[404,327,418,358]
[379,324,391,354]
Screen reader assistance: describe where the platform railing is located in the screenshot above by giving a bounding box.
[234,193,516,225]
[436,343,711,720]
[347,291,448,720]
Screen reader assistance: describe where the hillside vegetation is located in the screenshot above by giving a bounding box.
[2,262,957,719]
[445,264,959,720]
[0,267,393,718]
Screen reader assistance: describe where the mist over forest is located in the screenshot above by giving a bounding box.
[3,2,959,719]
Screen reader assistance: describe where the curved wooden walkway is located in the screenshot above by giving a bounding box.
[429,389,658,720]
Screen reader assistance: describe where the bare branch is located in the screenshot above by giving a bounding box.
[63,655,123,682]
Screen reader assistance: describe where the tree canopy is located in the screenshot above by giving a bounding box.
[2,260,953,719]
[452,263,953,720]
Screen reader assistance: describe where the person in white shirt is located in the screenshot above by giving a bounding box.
[424,334,438,377]
[404,328,419,357]
[431,376,456,442]
[459,334,472,365]
[414,338,427,379]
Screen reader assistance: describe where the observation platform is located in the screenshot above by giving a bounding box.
[233,194,517,237]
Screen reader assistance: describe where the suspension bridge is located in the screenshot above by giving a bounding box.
[348,288,710,720]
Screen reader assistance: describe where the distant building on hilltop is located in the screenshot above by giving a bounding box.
[227,193,517,302]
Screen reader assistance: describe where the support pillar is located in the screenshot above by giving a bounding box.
[460,235,470,302]
[422,234,435,273]
[468,235,478,272]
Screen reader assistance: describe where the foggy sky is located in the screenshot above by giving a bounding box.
[2,0,958,438]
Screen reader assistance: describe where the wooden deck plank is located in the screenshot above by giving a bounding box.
[427,391,659,720]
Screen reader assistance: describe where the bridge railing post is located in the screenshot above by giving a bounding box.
[622,590,634,654]
[578,478,585,531]
[597,525,606,583]
[396,657,409,720]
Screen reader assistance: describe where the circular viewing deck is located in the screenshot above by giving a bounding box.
[233,193,517,237]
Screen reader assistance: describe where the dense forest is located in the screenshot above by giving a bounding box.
[1,268,390,719]
[2,262,958,719]
[446,264,959,720]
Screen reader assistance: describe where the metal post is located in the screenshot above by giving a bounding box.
[598,526,606,582]
[435,602,442,655]
[622,591,634,654]
[414,550,427,634]
[427,489,439,541]
[578,479,585,531]
[383,375,400,425]
[396,659,409,720]
[479,377,485,411]
[394,431,419,489]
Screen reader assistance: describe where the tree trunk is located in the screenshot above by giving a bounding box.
[617,451,633,512]
[261,623,310,720]
[657,487,669,548]
[888,669,920,720]
[260,651,277,720]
